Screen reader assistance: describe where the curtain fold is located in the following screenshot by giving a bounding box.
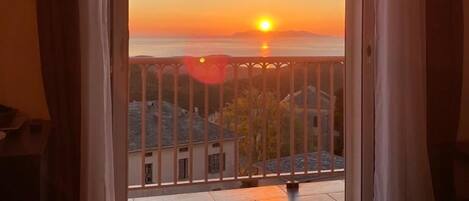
[37,0,115,200]
[36,0,82,200]
[79,0,116,200]
[374,0,434,200]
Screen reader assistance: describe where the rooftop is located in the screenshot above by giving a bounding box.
[128,101,236,152]
[282,86,331,109]
[255,152,345,176]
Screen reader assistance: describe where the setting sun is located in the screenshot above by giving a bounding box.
[258,19,273,32]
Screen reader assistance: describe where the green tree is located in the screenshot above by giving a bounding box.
[221,89,307,175]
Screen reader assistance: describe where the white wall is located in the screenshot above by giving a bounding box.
[459,0,469,142]
[0,0,49,119]
[128,141,235,186]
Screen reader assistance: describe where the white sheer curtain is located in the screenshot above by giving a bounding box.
[374,0,434,200]
[80,0,116,200]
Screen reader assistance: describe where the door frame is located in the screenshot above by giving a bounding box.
[110,0,376,200]
[361,0,376,200]
[110,0,129,200]
[345,0,375,200]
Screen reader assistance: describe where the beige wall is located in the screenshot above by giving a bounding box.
[460,0,469,142]
[0,0,49,119]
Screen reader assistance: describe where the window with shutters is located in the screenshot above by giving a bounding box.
[208,153,225,174]
[144,163,153,184]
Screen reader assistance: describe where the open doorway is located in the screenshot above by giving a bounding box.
[109,0,367,200]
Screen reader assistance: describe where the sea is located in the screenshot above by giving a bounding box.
[129,36,344,57]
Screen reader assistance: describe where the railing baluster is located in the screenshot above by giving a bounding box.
[289,62,295,177]
[233,64,239,180]
[248,63,253,179]
[157,65,163,186]
[173,65,179,184]
[262,63,267,177]
[140,65,147,187]
[189,76,194,183]
[276,64,281,176]
[303,64,308,174]
[204,83,209,182]
[219,65,225,181]
[329,64,335,173]
[316,63,322,174]
[342,63,346,157]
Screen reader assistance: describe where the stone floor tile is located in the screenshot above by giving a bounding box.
[210,186,286,201]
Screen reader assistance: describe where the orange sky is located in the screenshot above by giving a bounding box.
[130,0,345,37]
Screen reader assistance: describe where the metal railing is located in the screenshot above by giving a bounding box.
[128,56,345,190]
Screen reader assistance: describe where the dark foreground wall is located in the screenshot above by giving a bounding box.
[426,0,464,200]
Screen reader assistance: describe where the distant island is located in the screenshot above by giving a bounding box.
[230,30,335,38]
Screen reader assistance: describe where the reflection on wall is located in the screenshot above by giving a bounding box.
[0,0,49,119]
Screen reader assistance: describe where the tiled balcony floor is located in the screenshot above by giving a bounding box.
[129,180,344,201]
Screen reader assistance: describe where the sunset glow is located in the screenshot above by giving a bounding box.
[129,0,345,37]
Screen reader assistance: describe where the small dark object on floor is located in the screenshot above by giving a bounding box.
[286,180,299,190]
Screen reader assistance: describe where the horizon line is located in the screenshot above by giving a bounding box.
[130,29,344,39]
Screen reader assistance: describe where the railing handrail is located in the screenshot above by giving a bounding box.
[129,56,344,65]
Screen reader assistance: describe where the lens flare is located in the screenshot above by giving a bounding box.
[199,57,206,63]
[184,56,228,84]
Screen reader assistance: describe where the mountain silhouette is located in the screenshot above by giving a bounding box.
[231,30,331,38]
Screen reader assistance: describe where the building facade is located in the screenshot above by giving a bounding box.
[128,101,237,185]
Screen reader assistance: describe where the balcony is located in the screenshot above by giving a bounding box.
[127,56,345,198]
[128,179,344,201]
